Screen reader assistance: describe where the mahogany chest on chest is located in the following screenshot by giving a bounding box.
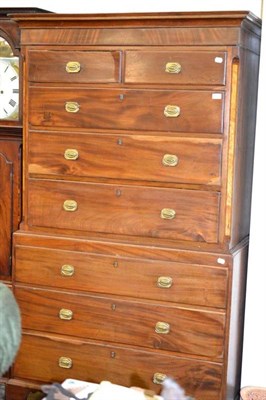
[9,11,261,400]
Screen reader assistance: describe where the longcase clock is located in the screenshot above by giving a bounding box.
[0,11,21,278]
[0,8,50,279]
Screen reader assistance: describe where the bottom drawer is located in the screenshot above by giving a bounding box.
[14,333,223,400]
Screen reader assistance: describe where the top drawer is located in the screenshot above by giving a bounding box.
[28,50,122,83]
[125,50,227,85]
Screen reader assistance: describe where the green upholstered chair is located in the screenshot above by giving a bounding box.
[0,283,21,376]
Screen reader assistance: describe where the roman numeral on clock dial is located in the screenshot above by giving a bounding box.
[9,99,17,107]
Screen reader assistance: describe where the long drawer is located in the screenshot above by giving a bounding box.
[28,131,222,186]
[14,245,228,308]
[16,286,225,358]
[27,179,220,243]
[14,333,223,400]
[28,50,122,83]
[124,50,226,85]
[28,87,224,133]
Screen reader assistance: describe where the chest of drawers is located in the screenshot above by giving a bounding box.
[10,11,261,400]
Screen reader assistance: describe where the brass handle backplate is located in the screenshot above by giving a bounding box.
[160,208,176,220]
[155,321,170,334]
[162,154,179,167]
[66,61,81,73]
[61,264,75,277]
[153,372,167,385]
[157,276,173,289]
[65,102,80,113]
[58,356,72,369]
[164,105,180,118]
[63,200,78,212]
[59,308,73,320]
[64,149,79,160]
[165,62,182,74]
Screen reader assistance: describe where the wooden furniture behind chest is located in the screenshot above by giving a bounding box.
[10,11,261,400]
[0,12,22,280]
[0,130,21,278]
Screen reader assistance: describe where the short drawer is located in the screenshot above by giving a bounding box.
[27,179,220,243]
[125,50,226,85]
[28,131,222,186]
[16,287,225,357]
[28,87,224,134]
[14,333,223,399]
[14,245,228,308]
[28,50,121,83]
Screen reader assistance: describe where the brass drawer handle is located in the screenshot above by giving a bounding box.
[58,356,72,369]
[155,321,170,334]
[160,208,176,220]
[162,154,179,167]
[64,149,79,160]
[66,61,81,73]
[157,276,173,289]
[164,105,180,118]
[61,264,75,277]
[153,372,167,385]
[165,62,182,74]
[63,200,78,212]
[65,102,80,113]
[59,308,73,320]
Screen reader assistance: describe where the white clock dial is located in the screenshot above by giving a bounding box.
[0,59,19,120]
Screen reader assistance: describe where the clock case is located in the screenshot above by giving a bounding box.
[0,8,51,277]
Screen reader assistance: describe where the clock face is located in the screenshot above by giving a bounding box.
[0,59,19,120]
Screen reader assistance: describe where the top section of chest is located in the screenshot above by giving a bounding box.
[13,11,261,50]
[11,11,262,250]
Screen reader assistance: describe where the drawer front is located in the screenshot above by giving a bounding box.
[27,179,220,243]
[28,131,222,186]
[125,50,226,85]
[14,334,223,400]
[29,87,224,133]
[16,287,225,357]
[28,50,121,83]
[14,245,228,308]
